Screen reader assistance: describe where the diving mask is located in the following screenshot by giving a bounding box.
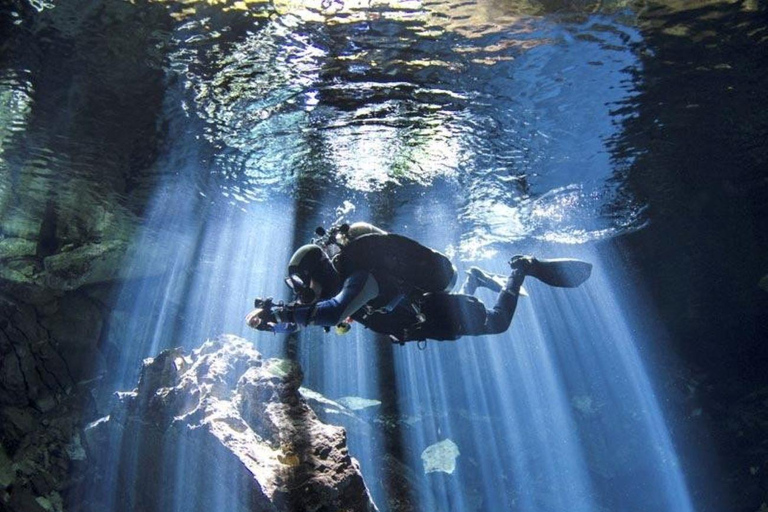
[284,272,317,304]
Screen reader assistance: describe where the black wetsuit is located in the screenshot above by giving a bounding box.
[280,270,524,342]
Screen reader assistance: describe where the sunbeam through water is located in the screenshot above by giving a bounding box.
[5,0,761,510]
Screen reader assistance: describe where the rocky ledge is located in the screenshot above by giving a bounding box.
[80,335,378,512]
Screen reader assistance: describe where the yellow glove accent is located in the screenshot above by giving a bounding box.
[335,322,351,335]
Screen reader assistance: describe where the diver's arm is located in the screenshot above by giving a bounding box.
[246,305,300,333]
[289,271,379,327]
[249,271,378,332]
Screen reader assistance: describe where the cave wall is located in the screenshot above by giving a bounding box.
[0,1,174,509]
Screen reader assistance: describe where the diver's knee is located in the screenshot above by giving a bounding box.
[483,312,513,335]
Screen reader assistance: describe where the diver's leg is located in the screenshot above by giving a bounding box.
[459,274,476,295]
[479,257,532,335]
[459,267,505,295]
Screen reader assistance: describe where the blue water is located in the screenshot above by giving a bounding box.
[99,4,693,511]
[5,0,751,510]
[98,176,696,511]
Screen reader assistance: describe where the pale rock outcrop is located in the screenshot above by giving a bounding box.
[421,439,460,475]
[83,335,378,512]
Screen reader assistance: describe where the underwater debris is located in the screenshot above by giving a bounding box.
[336,396,382,411]
[421,439,460,475]
[571,394,602,417]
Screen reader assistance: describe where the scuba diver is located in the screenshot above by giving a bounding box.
[245,222,592,344]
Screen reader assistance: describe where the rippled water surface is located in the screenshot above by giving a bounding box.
[4,0,764,258]
[174,0,651,254]
[1,0,666,257]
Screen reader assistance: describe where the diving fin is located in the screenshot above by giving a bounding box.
[526,258,592,288]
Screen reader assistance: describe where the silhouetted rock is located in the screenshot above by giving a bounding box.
[0,298,75,409]
[759,274,768,293]
[81,335,378,512]
[0,393,88,512]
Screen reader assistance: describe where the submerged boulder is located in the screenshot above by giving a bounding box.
[421,439,460,475]
[81,335,378,512]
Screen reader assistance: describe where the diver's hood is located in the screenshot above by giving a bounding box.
[286,244,341,302]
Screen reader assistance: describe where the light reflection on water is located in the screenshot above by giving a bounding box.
[166,0,648,255]
[0,0,650,253]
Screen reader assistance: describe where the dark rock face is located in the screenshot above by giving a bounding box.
[0,400,87,512]
[80,335,378,512]
[0,297,76,411]
[300,388,423,512]
[0,292,116,512]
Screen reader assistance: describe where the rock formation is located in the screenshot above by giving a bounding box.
[0,296,91,512]
[80,335,378,512]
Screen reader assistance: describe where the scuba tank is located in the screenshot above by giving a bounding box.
[312,222,386,259]
[313,221,456,294]
[310,222,458,341]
